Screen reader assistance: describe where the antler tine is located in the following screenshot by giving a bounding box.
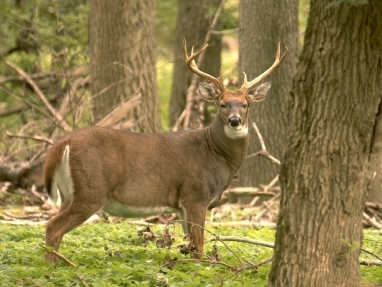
[241,42,288,90]
[183,39,225,92]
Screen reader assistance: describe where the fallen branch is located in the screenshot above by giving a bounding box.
[363,212,382,230]
[76,273,90,287]
[205,236,274,248]
[96,91,141,128]
[39,243,77,266]
[359,258,382,266]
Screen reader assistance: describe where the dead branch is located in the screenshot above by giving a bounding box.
[0,66,89,85]
[6,131,53,144]
[59,75,91,116]
[96,91,141,128]
[218,187,277,206]
[5,60,71,132]
[207,221,277,228]
[205,236,274,248]
[359,258,382,266]
[363,212,382,230]
[76,273,90,287]
[246,122,281,165]
[362,247,382,261]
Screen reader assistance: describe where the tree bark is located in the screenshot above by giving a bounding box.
[237,0,298,188]
[90,0,160,132]
[368,111,382,203]
[169,0,222,129]
[268,1,382,286]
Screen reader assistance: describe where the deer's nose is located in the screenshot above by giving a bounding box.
[228,116,241,127]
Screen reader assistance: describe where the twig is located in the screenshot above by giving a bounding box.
[173,219,244,266]
[0,86,54,122]
[237,257,273,273]
[39,243,77,267]
[5,60,71,132]
[168,258,235,270]
[249,175,280,206]
[361,247,382,261]
[207,221,276,228]
[246,122,281,165]
[253,193,280,221]
[76,273,90,287]
[205,236,274,248]
[6,131,53,144]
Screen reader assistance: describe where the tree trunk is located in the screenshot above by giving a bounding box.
[268,1,382,286]
[169,0,222,129]
[237,0,298,188]
[368,112,382,203]
[90,0,160,132]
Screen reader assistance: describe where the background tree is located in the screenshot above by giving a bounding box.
[90,0,161,132]
[169,0,222,129]
[367,115,382,203]
[237,0,299,188]
[268,0,382,286]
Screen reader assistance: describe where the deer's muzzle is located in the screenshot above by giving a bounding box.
[228,116,241,127]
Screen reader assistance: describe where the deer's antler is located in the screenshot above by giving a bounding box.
[241,42,288,90]
[183,39,225,92]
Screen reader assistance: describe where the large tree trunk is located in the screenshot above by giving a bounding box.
[90,0,160,132]
[169,0,222,129]
[268,1,382,286]
[237,0,298,188]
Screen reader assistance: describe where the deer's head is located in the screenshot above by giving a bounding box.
[184,40,287,139]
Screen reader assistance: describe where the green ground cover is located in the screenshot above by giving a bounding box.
[0,220,381,286]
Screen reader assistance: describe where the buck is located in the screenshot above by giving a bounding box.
[43,40,287,263]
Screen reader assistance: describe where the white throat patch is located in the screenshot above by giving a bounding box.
[224,125,248,139]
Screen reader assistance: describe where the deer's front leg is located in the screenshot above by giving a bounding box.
[182,203,207,260]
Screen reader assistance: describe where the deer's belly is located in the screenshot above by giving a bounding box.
[102,200,181,218]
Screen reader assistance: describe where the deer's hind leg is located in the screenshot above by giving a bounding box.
[45,190,109,263]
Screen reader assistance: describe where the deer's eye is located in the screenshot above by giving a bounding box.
[241,104,248,108]
[220,103,227,108]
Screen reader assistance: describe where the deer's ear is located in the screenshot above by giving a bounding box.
[247,82,272,102]
[198,82,219,102]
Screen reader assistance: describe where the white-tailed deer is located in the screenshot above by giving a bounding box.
[44,40,287,262]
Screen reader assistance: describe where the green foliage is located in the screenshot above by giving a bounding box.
[0,0,91,158]
[1,221,381,286]
[0,221,275,286]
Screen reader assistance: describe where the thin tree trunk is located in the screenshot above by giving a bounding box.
[169,0,222,129]
[268,1,382,286]
[238,0,298,188]
[90,0,160,132]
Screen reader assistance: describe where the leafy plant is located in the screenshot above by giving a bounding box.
[1,221,381,286]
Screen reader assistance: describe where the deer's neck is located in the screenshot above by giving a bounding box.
[206,118,249,173]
